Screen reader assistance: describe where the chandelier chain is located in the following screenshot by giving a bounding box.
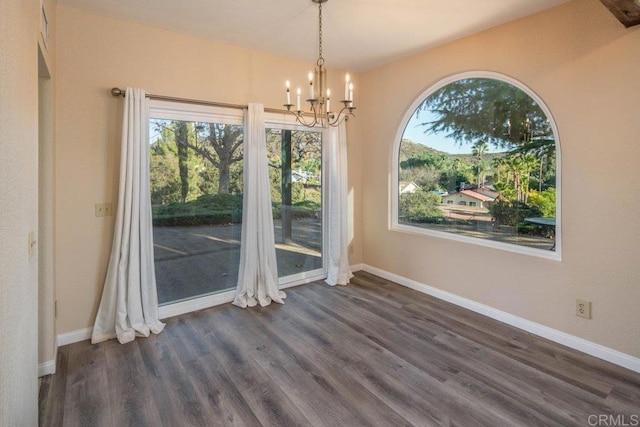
[317,1,324,66]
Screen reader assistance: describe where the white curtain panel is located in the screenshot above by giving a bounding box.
[325,122,354,286]
[92,87,165,344]
[233,103,286,308]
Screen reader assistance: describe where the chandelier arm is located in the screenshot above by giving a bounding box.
[327,105,353,127]
[292,102,320,127]
[293,112,317,127]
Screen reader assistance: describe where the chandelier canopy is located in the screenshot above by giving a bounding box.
[284,0,355,128]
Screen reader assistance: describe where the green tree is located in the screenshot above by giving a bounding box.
[154,120,244,195]
[471,140,489,187]
[489,200,542,227]
[150,145,181,205]
[150,120,211,203]
[492,156,507,184]
[266,128,322,203]
[399,190,443,222]
[194,123,243,194]
[400,151,450,190]
[175,121,190,203]
[416,78,554,153]
[439,158,474,193]
[527,188,556,217]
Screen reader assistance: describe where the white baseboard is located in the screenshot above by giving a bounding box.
[38,359,56,377]
[361,264,640,374]
[350,263,365,272]
[39,336,59,377]
[58,327,92,346]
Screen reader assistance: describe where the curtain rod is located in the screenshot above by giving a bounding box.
[110,87,304,116]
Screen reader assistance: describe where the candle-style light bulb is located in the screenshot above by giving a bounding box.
[308,71,314,99]
[326,88,331,113]
[286,80,291,105]
[344,73,350,100]
[349,82,354,104]
[296,87,301,111]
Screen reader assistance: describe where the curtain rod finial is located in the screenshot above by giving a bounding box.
[111,87,125,97]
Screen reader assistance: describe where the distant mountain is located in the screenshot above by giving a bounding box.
[400,139,506,165]
[399,140,448,161]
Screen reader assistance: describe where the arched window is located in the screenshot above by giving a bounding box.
[392,72,561,259]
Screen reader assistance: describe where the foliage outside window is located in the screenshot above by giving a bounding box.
[396,74,559,255]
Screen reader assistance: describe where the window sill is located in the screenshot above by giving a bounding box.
[390,222,562,261]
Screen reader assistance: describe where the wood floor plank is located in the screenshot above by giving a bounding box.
[136,327,217,427]
[38,346,69,427]
[190,306,317,427]
[164,314,263,427]
[246,296,442,427]
[102,339,164,427]
[62,339,113,426]
[433,331,619,425]
[352,277,616,398]
[298,284,463,382]
[40,272,640,426]
[283,290,517,427]
[444,371,567,427]
[218,306,394,427]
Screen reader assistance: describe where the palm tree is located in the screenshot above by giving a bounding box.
[520,153,539,204]
[492,156,507,184]
[471,140,489,187]
[504,155,526,203]
[471,140,489,159]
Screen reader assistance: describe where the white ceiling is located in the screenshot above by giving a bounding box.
[58,0,570,72]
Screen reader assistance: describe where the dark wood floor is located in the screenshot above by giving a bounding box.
[39,272,640,426]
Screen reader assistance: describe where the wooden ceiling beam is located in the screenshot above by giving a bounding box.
[599,0,640,27]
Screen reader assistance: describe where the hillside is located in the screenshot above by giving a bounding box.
[399,139,505,166]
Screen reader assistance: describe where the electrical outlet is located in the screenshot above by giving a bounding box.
[95,203,112,217]
[576,299,592,319]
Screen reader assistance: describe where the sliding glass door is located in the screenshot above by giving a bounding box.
[266,127,324,281]
[148,101,325,307]
[149,102,244,305]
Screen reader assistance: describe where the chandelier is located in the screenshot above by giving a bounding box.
[284,0,355,128]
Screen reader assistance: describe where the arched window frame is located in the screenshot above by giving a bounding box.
[390,71,562,260]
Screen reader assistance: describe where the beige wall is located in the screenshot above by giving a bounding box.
[356,0,640,358]
[55,6,363,334]
[0,0,41,423]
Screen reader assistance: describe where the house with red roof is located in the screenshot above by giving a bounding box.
[442,189,495,209]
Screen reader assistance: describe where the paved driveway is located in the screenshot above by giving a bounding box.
[153,218,322,304]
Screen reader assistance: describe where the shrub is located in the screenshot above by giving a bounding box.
[489,200,542,227]
[527,188,556,217]
[153,193,243,226]
[399,190,443,222]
